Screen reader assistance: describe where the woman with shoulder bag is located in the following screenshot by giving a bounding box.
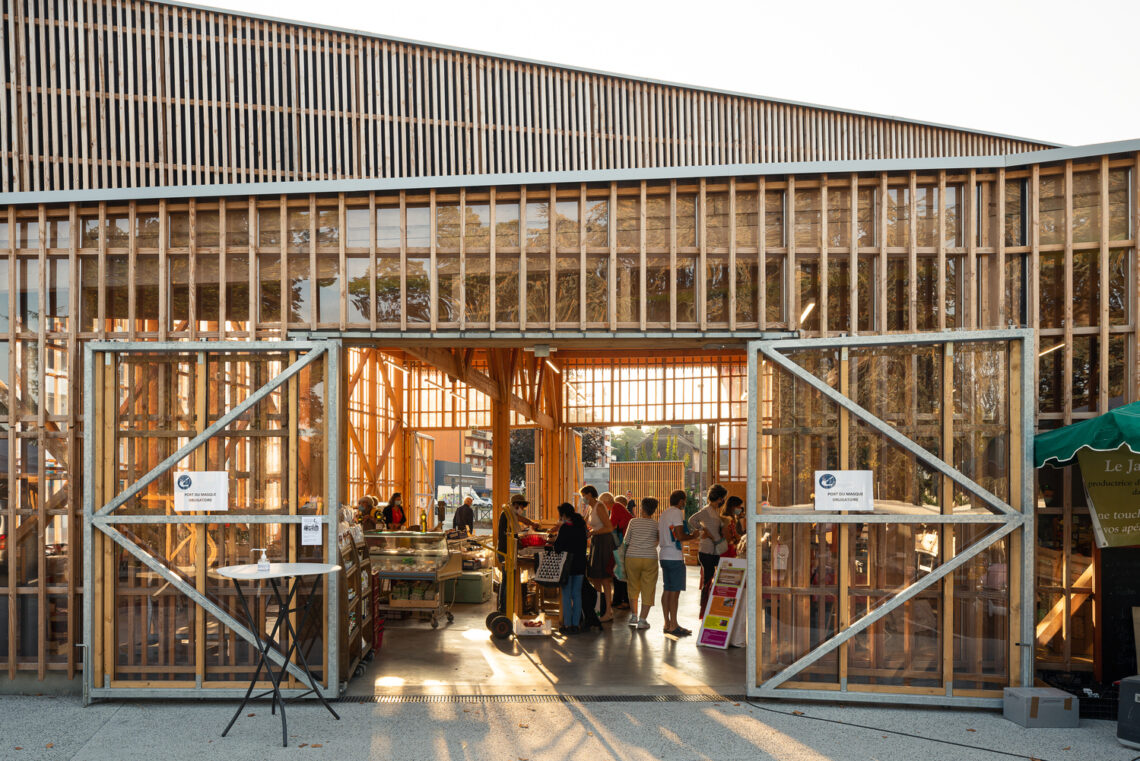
[691,484,729,615]
[553,502,588,634]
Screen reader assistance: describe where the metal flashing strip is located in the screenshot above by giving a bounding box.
[120,0,1061,148]
[8,139,1138,207]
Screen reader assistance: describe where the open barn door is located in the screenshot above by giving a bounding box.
[746,330,1034,708]
[82,341,341,701]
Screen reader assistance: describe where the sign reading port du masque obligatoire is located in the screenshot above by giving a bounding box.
[813,470,874,512]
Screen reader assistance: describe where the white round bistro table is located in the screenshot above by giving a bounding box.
[216,562,342,747]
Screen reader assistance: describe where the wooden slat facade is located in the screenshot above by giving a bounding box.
[0,151,1134,679]
[0,0,1053,193]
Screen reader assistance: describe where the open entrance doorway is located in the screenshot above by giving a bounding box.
[342,344,751,697]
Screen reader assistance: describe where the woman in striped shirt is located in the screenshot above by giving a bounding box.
[621,497,662,629]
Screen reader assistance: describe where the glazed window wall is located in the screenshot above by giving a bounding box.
[1,154,1137,678]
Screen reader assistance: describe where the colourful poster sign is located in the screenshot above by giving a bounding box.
[1077,446,1140,548]
[697,557,746,649]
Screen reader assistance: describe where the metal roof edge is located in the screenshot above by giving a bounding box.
[4,140,1137,207]
[148,0,1060,149]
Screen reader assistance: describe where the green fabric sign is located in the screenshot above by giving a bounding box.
[1035,401,1140,468]
[1076,445,1140,548]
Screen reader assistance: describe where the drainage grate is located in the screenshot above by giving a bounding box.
[339,693,748,704]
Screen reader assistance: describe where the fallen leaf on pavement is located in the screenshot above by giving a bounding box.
[518,724,529,729]
[966,728,976,732]
[45,744,53,749]
[248,713,256,717]
[298,743,308,748]
[733,703,740,706]
[1062,747,1071,751]
[792,710,804,716]
[311,744,323,748]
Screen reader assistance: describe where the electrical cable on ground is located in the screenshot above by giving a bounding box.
[742,699,1061,761]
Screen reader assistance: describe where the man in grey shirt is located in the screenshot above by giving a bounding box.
[690,484,729,616]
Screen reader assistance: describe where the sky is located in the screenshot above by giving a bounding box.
[207,0,1138,148]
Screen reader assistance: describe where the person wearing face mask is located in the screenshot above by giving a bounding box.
[720,496,744,559]
[494,493,542,617]
[381,492,406,530]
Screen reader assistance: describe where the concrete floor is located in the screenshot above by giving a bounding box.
[2,695,1130,761]
[350,565,746,696]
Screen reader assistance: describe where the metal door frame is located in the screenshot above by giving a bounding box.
[746,329,1034,708]
[82,340,342,703]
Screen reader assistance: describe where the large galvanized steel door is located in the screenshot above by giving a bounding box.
[746,330,1034,708]
[82,341,341,702]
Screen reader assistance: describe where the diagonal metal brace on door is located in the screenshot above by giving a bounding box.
[758,342,1018,518]
[754,519,1020,693]
[98,524,313,685]
[95,344,328,517]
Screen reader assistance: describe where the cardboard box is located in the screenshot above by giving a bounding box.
[1003,687,1079,728]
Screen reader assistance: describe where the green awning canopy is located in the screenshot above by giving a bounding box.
[1034,401,1140,468]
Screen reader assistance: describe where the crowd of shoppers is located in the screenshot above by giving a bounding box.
[543,483,741,639]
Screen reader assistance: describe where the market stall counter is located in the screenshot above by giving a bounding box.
[365,531,463,628]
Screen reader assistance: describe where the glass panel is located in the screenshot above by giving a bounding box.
[16,257,38,332]
[436,202,460,249]
[106,255,129,327]
[736,190,758,248]
[584,198,608,248]
[495,201,519,248]
[43,256,67,333]
[47,217,70,249]
[1109,249,1130,325]
[616,195,639,250]
[1109,168,1131,241]
[556,200,579,250]
[1071,335,1097,414]
[614,254,639,324]
[915,186,937,247]
[0,259,8,332]
[555,255,580,323]
[886,257,907,331]
[646,255,670,324]
[827,259,850,334]
[766,257,785,325]
[675,255,698,323]
[857,187,876,247]
[136,211,159,249]
[135,255,160,324]
[915,256,937,331]
[827,187,851,248]
[406,205,430,248]
[257,254,281,324]
[797,260,820,331]
[886,187,909,247]
[706,255,729,324]
[465,254,490,324]
[676,194,697,248]
[736,258,759,324]
[525,200,550,250]
[195,254,220,326]
[857,257,875,332]
[795,188,821,248]
[316,254,340,324]
[1072,250,1098,327]
[377,254,400,323]
[524,254,548,325]
[585,255,608,324]
[944,255,965,329]
[1004,180,1026,247]
[345,207,369,247]
[706,192,730,249]
[765,190,785,247]
[1038,174,1065,246]
[953,529,1009,691]
[944,184,964,248]
[257,206,280,248]
[1038,252,1063,329]
[494,255,519,324]
[226,254,250,324]
[224,208,249,248]
[465,203,491,251]
[436,255,461,323]
[646,194,668,249]
[758,522,839,685]
[1005,254,1025,327]
[1110,334,1128,408]
[1071,171,1099,244]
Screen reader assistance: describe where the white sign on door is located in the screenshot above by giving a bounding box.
[813,470,874,512]
[300,516,323,546]
[173,471,229,512]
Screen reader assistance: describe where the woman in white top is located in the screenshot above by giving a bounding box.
[620,497,661,629]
